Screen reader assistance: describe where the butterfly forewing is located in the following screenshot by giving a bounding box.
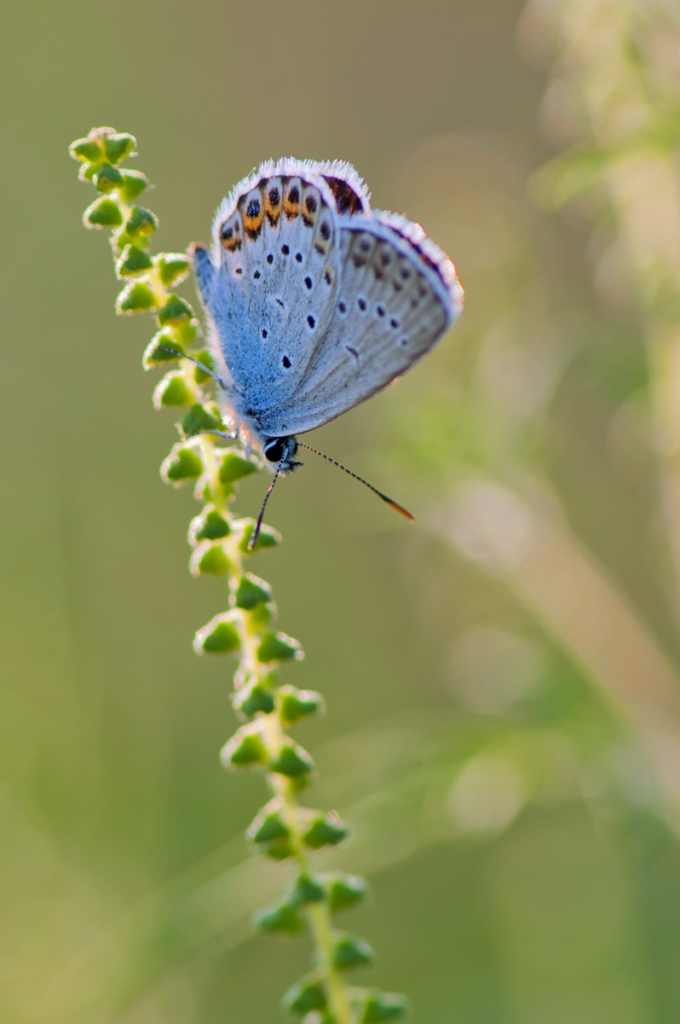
[253,215,462,437]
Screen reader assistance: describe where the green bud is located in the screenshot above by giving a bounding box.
[302,811,350,849]
[125,206,158,238]
[191,349,215,384]
[249,602,276,629]
[219,451,259,484]
[94,163,124,193]
[247,800,294,859]
[79,162,99,182]
[194,611,241,654]
[70,137,103,163]
[119,169,149,202]
[220,723,267,768]
[161,442,203,484]
[104,132,136,164]
[181,401,221,437]
[233,679,276,716]
[235,573,272,609]
[359,992,409,1022]
[247,801,289,844]
[116,280,158,314]
[258,631,303,663]
[157,293,195,326]
[189,541,230,577]
[269,742,315,778]
[116,244,154,279]
[237,519,282,553]
[156,253,191,288]
[113,228,151,252]
[283,975,328,1015]
[332,933,374,971]
[323,873,369,913]
[189,505,230,543]
[153,370,194,408]
[143,330,186,368]
[289,874,325,906]
[83,196,123,229]
[278,685,324,724]
[254,900,303,934]
[174,319,198,347]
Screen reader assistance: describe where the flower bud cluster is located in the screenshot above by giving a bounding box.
[71,128,407,1024]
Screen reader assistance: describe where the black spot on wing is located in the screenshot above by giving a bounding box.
[323,175,366,215]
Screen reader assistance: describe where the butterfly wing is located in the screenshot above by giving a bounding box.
[194,159,360,428]
[253,211,463,437]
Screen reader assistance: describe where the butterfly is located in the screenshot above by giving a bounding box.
[190,158,463,533]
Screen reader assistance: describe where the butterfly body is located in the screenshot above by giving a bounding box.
[192,158,463,463]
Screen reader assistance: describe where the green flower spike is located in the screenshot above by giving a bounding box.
[71,126,408,1024]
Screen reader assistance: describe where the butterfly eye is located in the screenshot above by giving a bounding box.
[264,438,286,462]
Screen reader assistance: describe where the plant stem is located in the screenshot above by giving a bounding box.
[200,434,354,1024]
[267,724,355,1024]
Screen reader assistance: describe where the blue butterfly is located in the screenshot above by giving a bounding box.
[190,158,463,531]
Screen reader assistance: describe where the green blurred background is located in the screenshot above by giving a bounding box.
[5,0,680,1021]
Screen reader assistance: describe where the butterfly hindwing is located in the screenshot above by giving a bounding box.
[196,161,345,418]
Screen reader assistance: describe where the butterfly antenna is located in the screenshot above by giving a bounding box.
[249,456,286,550]
[157,346,228,391]
[296,442,414,522]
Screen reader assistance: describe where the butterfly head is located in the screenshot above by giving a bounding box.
[263,436,302,473]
